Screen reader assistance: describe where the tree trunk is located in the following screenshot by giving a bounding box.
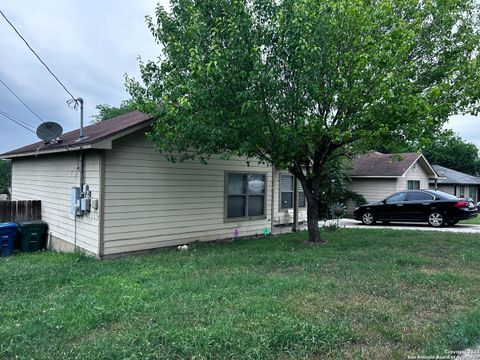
[306,195,324,244]
[289,161,325,245]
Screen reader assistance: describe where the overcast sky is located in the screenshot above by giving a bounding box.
[0,0,166,153]
[0,0,479,154]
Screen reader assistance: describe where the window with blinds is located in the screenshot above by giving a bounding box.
[280,174,305,209]
[407,180,420,190]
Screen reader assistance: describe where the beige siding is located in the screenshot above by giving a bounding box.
[430,184,456,196]
[346,178,397,213]
[431,183,480,202]
[467,185,480,202]
[347,178,397,203]
[11,152,100,255]
[397,161,430,191]
[102,131,272,255]
[272,170,307,225]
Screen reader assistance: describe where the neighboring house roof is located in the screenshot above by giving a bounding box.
[0,111,152,159]
[346,152,438,178]
[432,165,480,185]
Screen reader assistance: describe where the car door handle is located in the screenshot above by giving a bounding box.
[396,204,403,207]
[422,203,429,205]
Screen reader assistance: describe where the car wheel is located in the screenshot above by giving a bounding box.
[362,211,376,225]
[428,212,445,227]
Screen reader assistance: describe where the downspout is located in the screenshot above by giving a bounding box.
[74,151,85,251]
[98,150,106,259]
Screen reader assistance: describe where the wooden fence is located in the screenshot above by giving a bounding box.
[0,200,41,223]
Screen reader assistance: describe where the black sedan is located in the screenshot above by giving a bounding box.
[353,190,478,227]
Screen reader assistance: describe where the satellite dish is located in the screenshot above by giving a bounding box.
[36,122,63,143]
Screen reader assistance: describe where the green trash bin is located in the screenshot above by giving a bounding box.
[18,221,48,252]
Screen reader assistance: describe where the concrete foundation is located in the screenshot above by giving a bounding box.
[48,234,96,257]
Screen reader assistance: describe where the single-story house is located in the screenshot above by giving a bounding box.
[345,152,439,209]
[430,165,480,203]
[1,111,305,258]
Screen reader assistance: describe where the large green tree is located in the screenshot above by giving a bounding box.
[423,131,480,175]
[0,160,11,194]
[128,0,480,243]
[92,100,137,122]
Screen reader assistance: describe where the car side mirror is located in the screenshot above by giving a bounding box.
[382,200,387,204]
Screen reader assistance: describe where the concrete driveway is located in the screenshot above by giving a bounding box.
[324,218,480,233]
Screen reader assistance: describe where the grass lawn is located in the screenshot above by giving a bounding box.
[461,215,480,225]
[1,229,480,359]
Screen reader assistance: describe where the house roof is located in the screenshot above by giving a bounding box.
[433,165,480,185]
[346,152,437,178]
[0,111,152,159]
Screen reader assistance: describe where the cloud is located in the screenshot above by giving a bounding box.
[0,0,165,153]
[446,115,480,149]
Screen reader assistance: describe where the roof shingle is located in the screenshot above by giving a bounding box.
[345,152,422,177]
[433,165,480,185]
[1,111,151,158]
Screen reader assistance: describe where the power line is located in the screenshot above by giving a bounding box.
[0,77,44,123]
[0,110,36,130]
[0,111,37,135]
[0,9,78,103]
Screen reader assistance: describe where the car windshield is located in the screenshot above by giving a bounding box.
[428,190,460,200]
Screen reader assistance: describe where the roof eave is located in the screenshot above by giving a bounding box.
[1,144,94,159]
[1,120,153,159]
[436,180,480,185]
[348,175,400,178]
[89,120,153,150]
[401,154,439,179]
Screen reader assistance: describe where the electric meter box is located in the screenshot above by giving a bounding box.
[71,187,82,216]
[80,198,91,212]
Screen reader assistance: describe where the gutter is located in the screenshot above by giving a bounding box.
[348,175,400,179]
[1,144,93,159]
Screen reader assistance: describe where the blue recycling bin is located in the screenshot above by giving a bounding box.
[0,222,18,257]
